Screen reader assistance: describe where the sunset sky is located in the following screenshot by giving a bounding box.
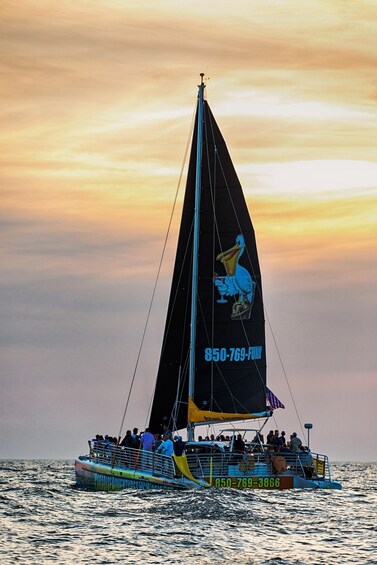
[1,0,376,461]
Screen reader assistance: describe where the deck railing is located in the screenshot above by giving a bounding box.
[86,441,176,479]
[186,451,265,478]
[185,450,331,481]
[83,442,331,483]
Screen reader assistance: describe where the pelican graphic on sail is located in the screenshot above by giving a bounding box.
[214,234,256,319]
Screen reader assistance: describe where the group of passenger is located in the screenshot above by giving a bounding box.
[197,434,232,442]
[92,428,305,458]
[193,430,304,454]
[92,428,185,457]
[265,429,304,452]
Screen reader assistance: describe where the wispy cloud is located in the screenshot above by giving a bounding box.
[1,0,376,459]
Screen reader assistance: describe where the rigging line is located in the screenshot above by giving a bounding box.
[206,108,268,400]
[208,115,287,426]
[267,317,305,438]
[173,351,190,431]
[213,132,304,434]
[196,295,258,416]
[170,365,182,432]
[144,219,194,426]
[210,156,217,412]
[147,253,192,431]
[206,106,258,298]
[205,107,264,325]
[211,136,262,292]
[118,105,196,440]
[144,212,194,430]
[204,105,262,414]
[206,105,233,277]
[205,112,288,401]
[196,108,268,418]
[165,351,190,433]
[162,222,194,359]
[177,239,193,372]
[155,101,197,363]
[203,102,217,412]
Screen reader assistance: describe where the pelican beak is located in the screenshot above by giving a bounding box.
[216,242,241,262]
[216,243,241,276]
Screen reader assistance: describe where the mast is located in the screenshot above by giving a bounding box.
[187,73,205,441]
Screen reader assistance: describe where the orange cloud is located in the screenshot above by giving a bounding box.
[1,0,376,459]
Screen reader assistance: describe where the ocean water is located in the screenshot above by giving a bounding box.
[0,461,376,564]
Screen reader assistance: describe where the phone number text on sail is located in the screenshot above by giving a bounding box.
[204,346,262,362]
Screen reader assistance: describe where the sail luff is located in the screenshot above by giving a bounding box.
[187,75,205,441]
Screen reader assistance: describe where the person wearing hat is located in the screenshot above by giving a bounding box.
[290,432,302,452]
[173,435,185,456]
[156,431,174,456]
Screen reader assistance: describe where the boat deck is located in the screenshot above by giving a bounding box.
[81,441,176,479]
[80,441,334,486]
[185,450,331,482]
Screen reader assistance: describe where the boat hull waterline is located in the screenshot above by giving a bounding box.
[75,445,341,491]
[75,459,341,491]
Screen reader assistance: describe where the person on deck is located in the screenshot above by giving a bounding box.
[131,428,141,449]
[277,431,286,449]
[120,430,135,467]
[173,436,185,456]
[266,430,274,445]
[139,428,155,470]
[272,430,280,448]
[120,430,133,447]
[140,428,155,452]
[154,434,163,451]
[156,431,174,456]
[290,432,303,452]
[233,434,245,453]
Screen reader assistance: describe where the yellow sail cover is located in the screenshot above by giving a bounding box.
[188,398,262,424]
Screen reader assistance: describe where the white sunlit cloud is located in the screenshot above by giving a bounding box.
[215,90,376,121]
[239,159,377,197]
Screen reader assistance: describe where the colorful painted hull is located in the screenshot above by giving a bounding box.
[75,458,341,491]
[208,475,341,490]
[75,459,191,491]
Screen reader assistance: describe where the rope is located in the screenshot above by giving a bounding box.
[205,100,304,437]
[118,104,196,440]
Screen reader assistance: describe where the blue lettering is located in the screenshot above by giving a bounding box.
[204,346,262,362]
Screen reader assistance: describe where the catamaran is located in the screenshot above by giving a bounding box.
[75,75,341,491]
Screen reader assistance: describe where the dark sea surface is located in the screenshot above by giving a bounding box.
[0,461,376,564]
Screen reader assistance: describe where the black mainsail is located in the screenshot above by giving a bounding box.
[149,81,268,436]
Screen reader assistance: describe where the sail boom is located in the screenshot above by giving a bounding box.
[188,399,271,425]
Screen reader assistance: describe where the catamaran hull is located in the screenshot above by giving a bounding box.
[291,476,342,490]
[206,475,341,490]
[75,460,341,491]
[75,459,192,491]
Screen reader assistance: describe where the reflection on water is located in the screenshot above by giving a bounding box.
[0,461,376,564]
